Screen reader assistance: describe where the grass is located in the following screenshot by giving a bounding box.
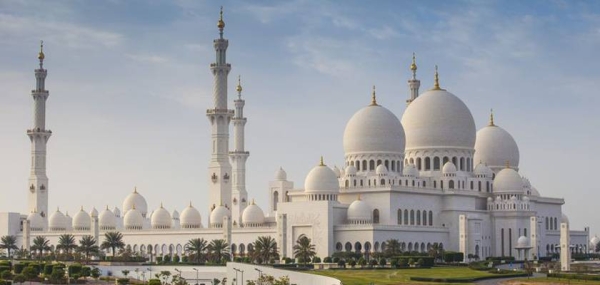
[312,267,514,285]
[507,277,600,284]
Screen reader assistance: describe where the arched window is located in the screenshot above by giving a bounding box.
[429,211,433,226]
[373,209,380,224]
[433,181,437,188]
[404,209,409,224]
[554,217,558,230]
[345,180,349,188]
[385,160,389,170]
[470,181,474,190]
[460,157,465,171]
[273,191,279,211]
[380,179,385,185]
[467,159,471,172]
[391,161,395,171]
[398,209,402,225]
[362,160,368,171]
[452,157,457,167]
[440,180,444,189]
[545,217,549,230]
[449,180,455,189]
[433,157,440,170]
[336,242,343,251]
[354,242,362,253]
[416,210,421,225]
[412,180,415,187]
[423,181,426,188]
[486,181,490,192]
[416,158,422,170]
[478,181,482,192]
[410,210,415,225]
[353,180,357,187]
[345,242,352,252]
[370,160,375,171]
[409,158,414,165]
[356,161,360,171]
[425,157,431,170]
[422,210,427,226]
[443,157,449,165]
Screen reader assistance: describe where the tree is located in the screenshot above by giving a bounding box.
[14,248,29,259]
[384,239,401,257]
[100,232,125,257]
[13,274,26,284]
[31,236,51,260]
[207,239,229,264]
[122,270,130,278]
[186,238,208,264]
[77,235,100,262]
[0,235,18,258]
[428,243,443,262]
[292,234,316,265]
[252,236,279,264]
[22,266,38,281]
[57,234,77,257]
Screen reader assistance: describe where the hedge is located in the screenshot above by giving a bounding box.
[0,267,9,274]
[443,251,464,263]
[410,272,528,283]
[393,256,434,267]
[148,279,161,285]
[548,273,600,281]
[13,264,26,275]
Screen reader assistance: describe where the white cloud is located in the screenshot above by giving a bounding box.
[126,53,169,64]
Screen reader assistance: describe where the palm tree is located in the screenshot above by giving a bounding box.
[31,236,51,260]
[0,235,18,258]
[428,243,443,262]
[77,235,99,262]
[252,236,279,264]
[207,239,229,263]
[186,238,208,264]
[384,239,401,257]
[100,231,125,257]
[57,234,77,258]
[292,234,316,265]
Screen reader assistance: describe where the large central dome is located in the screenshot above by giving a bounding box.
[401,89,476,150]
[343,103,405,155]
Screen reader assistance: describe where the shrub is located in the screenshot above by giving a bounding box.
[162,255,171,263]
[337,260,346,268]
[443,251,464,263]
[181,255,188,263]
[323,257,332,263]
[155,256,162,263]
[312,257,321,263]
[81,267,91,278]
[417,258,424,266]
[172,255,180,263]
[398,258,407,267]
[332,257,340,263]
[13,264,26,275]
[148,279,161,285]
[69,264,82,276]
[379,258,387,267]
[358,257,366,266]
[13,274,26,284]
[21,267,38,281]
[369,259,378,267]
[348,260,356,268]
[117,278,129,284]
[1,270,12,280]
[390,259,398,267]
[0,267,9,275]
[50,267,65,283]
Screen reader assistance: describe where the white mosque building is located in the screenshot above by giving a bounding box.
[0,10,591,262]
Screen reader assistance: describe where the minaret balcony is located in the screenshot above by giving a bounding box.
[206,109,234,115]
[27,128,52,135]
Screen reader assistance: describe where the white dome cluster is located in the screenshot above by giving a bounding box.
[180,203,202,229]
[242,200,265,227]
[304,158,339,201]
[73,207,91,231]
[474,116,519,172]
[343,102,405,155]
[493,167,524,194]
[210,205,230,228]
[274,167,287,181]
[28,211,45,231]
[151,204,172,229]
[347,197,372,224]
[124,206,144,230]
[99,207,117,230]
[122,188,148,218]
[49,208,68,231]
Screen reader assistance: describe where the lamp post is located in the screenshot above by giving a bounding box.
[255,268,263,283]
[193,268,199,285]
[233,268,238,285]
[233,268,243,285]
[174,268,182,282]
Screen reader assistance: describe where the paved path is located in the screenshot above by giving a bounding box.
[475,273,545,285]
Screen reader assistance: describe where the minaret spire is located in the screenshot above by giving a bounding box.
[406,52,421,105]
[370,85,378,106]
[207,7,233,225]
[28,41,52,218]
[431,65,445,91]
[489,109,495,126]
[230,75,250,225]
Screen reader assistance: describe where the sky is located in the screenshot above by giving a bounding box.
[0,0,599,234]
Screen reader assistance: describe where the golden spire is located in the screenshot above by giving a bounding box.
[489,109,495,126]
[319,156,325,166]
[38,40,45,60]
[189,201,192,207]
[80,206,84,211]
[505,160,510,168]
[134,186,138,193]
[217,6,225,31]
[357,194,361,201]
[370,85,378,106]
[236,75,242,94]
[432,65,442,90]
[160,202,163,208]
[410,52,417,72]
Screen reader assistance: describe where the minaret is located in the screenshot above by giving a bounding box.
[229,76,249,225]
[27,41,52,218]
[406,53,420,105]
[207,7,233,219]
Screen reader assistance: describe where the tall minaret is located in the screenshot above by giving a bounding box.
[207,7,233,220]
[27,41,52,218]
[406,53,420,105]
[230,76,249,225]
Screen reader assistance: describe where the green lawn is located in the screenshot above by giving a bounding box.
[312,267,510,285]
[508,277,600,284]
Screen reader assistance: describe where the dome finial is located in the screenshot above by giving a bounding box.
[217,6,225,36]
[319,156,325,166]
[505,160,510,168]
[38,40,45,67]
[160,202,163,208]
[432,65,442,90]
[236,75,242,97]
[189,201,192,207]
[134,186,137,193]
[357,194,361,201]
[489,108,495,126]
[410,52,417,78]
[370,85,378,106]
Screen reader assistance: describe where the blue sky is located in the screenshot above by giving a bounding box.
[0,0,599,233]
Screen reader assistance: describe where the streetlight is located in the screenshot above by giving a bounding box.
[193,268,199,285]
[255,268,263,281]
[174,268,182,281]
[233,268,243,285]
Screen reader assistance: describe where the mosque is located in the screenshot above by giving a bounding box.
[0,9,592,263]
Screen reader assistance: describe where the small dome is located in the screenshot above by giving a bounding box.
[113,207,121,218]
[523,196,530,202]
[495,196,501,201]
[180,204,202,229]
[73,208,91,231]
[402,89,476,151]
[28,211,45,231]
[274,167,287,181]
[487,197,493,203]
[474,123,519,172]
[347,198,372,223]
[561,213,569,224]
[122,188,148,217]
[474,163,493,177]
[89,207,98,218]
[210,205,231,227]
[304,162,339,194]
[376,164,388,175]
[124,207,144,230]
[151,204,171,229]
[345,165,357,176]
[530,187,541,197]
[49,208,68,231]
[332,166,341,178]
[99,207,117,230]
[172,209,180,220]
[442,162,457,174]
[517,236,530,248]
[493,168,524,194]
[343,103,405,156]
[403,164,419,177]
[242,201,265,227]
